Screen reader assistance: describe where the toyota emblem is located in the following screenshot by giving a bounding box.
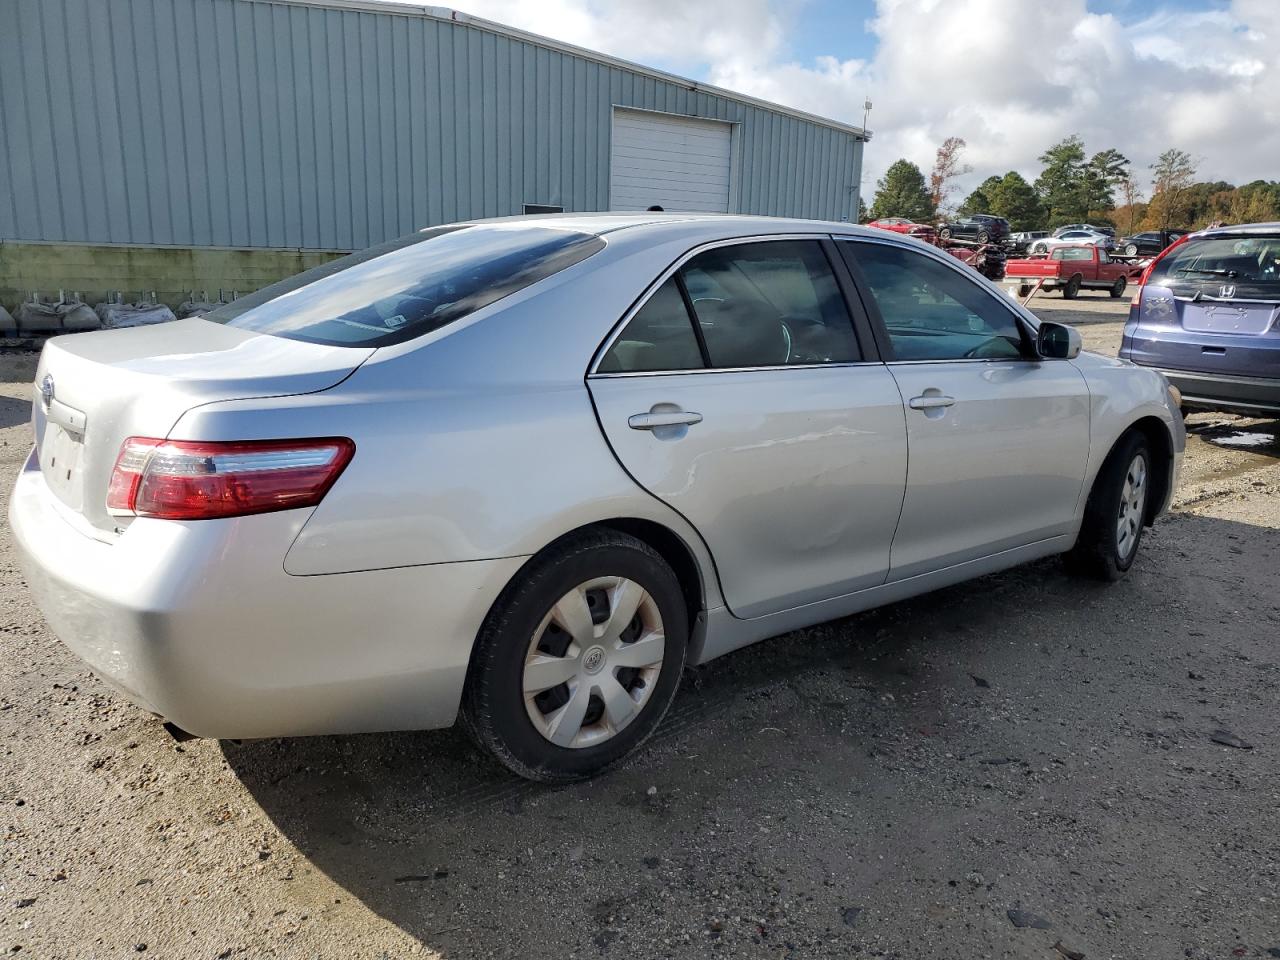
[40,374,54,408]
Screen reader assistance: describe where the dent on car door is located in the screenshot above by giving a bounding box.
[587,238,908,620]
[837,238,1091,580]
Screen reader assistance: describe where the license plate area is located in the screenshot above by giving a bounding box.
[40,421,86,510]
[1179,301,1277,335]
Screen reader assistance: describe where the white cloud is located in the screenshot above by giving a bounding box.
[447,0,1280,201]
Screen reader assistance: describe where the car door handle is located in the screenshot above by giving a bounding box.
[908,395,956,410]
[628,410,703,430]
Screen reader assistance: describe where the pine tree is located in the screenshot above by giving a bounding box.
[869,160,936,222]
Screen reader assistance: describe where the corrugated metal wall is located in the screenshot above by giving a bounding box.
[0,0,864,251]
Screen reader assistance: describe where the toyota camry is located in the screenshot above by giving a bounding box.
[10,214,1184,781]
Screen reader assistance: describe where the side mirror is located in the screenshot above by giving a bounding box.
[1037,321,1082,360]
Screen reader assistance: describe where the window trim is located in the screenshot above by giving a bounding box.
[833,234,1040,365]
[588,234,881,378]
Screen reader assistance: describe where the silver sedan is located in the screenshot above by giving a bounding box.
[11,215,1184,781]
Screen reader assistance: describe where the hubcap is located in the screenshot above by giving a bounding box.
[522,577,665,749]
[1116,453,1148,560]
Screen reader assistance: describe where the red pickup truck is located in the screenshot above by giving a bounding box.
[1002,245,1143,299]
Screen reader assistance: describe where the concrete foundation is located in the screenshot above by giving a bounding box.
[0,243,345,316]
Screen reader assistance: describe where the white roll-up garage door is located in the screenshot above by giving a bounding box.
[610,109,733,213]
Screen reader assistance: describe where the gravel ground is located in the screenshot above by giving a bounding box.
[2,303,1278,959]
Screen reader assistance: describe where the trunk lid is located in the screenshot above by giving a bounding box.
[31,319,373,534]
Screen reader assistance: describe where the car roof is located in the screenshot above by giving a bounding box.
[1191,221,1280,238]
[454,212,879,241]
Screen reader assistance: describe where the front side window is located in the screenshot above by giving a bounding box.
[598,239,861,373]
[841,241,1027,362]
[1055,247,1093,262]
[206,225,605,347]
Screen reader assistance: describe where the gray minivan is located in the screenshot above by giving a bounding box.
[1121,223,1280,416]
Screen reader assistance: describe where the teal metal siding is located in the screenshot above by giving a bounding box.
[0,0,865,250]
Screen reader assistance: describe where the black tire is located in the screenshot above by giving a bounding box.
[1124,243,1138,257]
[1109,276,1127,299]
[976,230,990,244]
[938,227,952,240]
[1032,242,1048,255]
[1017,284,1032,298]
[460,530,689,782]
[1063,275,1082,299]
[1064,431,1152,581]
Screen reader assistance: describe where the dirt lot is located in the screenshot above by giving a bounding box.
[2,298,1278,959]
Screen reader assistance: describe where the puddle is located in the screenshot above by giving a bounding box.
[1210,430,1279,449]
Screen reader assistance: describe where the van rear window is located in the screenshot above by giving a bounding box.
[205,225,605,346]
[1148,234,1280,300]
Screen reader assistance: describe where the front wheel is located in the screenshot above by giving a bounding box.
[938,227,952,240]
[1110,276,1127,299]
[1065,431,1152,581]
[1124,243,1138,257]
[1032,242,1048,255]
[461,531,688,782]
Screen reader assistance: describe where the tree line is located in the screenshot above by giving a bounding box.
[865,134,1280,235]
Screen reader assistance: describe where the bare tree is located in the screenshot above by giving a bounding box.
[929,136,971,215]
[1149,149,1197,229]
[1117,175,1143,235]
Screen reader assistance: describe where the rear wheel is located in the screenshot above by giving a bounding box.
[976,230,991,244]
[1063,275,1082,299]
[1032,242,1048,255]
[1065,431,1152,581]
[1109,276,1127,299]
[1124,243,1138,257]
[461,531,688,782]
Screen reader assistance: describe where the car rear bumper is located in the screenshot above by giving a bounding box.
[1144,368,1280,415]
[10,451,526,738]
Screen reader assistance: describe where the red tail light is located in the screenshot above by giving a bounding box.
[106,437,355,520]
[1137,232,1192,286]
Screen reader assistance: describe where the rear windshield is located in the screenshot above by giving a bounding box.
[1053,247,1093,261]
[1148,234,1280,300]
[205,224,605,346]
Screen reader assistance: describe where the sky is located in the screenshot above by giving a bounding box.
[416,0,1276,205]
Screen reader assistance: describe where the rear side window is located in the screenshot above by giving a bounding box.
[684,241,861,368]
[597,278,703,373]
[205,225,605,347]
[1148,234,1280,300]
[598,239,862,373]
[842,241,1026,362]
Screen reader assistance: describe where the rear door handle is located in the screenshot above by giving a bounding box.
[908,395,956,410]
[628,410,703,430]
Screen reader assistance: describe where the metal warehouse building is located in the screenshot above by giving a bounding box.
[0,0,868,308]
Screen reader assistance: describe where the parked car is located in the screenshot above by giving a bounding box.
[937,214,1010,244]
[867,217,937,243]
[1116,230,1188,258]
[1054,223,1116,238]
[1030,230,1116,255]
[11,215,1184,782]
[1009,230,1051,255]
[1121,223,1280,416]
[1004,245,1144,299]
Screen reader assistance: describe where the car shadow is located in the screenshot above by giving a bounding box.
[223,512,1277,955]
[0,395,31,430]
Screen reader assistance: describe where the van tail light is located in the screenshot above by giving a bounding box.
[107,437,355,520]
[1137,232,1192,286]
